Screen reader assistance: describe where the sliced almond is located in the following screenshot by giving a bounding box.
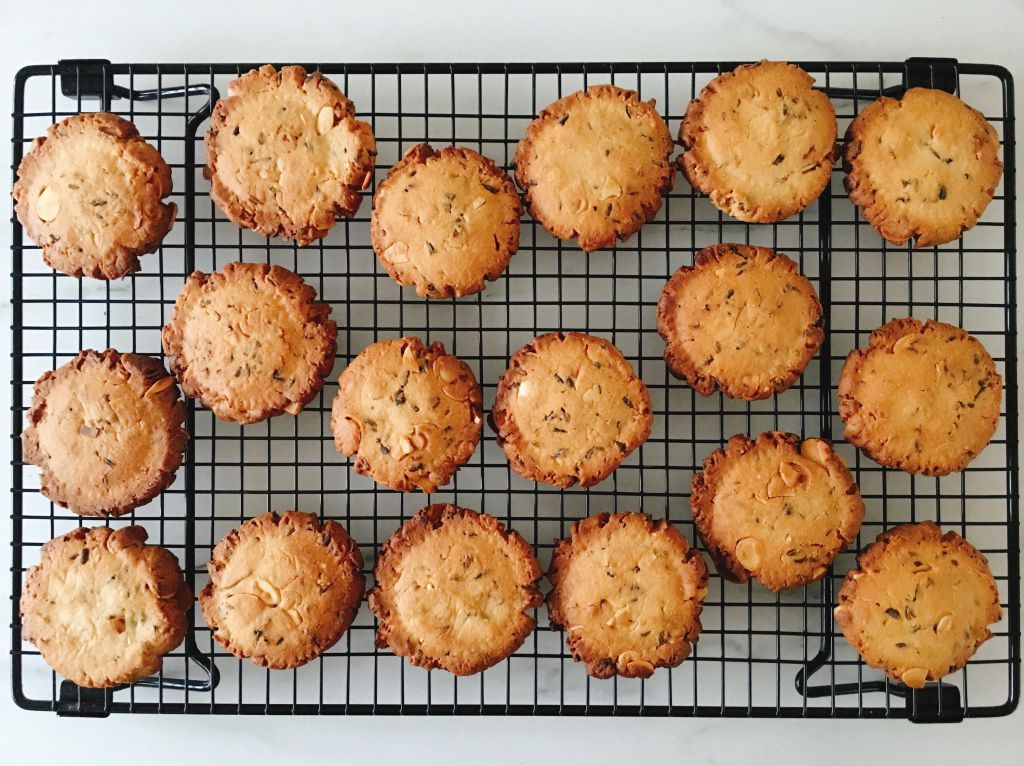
[144,376,176,399]
[471,197,486,209]
[801,438,832,468]
[599,180,622,200]
[397,436,414,458]
[517,379,534,400]
[934,612,954,633]
[36,187,60,222]
[779,460,808,488]
[892,334,919,353]
[900,667,929,688]
[766,473,796,499]
[316,105,335,135]
[833,605,852,626]
[284,401,302,415]
[616,651,654,676]
[433,356,461,384]
[384,242,409,264]
[734,537,763,571]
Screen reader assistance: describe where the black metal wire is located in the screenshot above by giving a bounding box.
[8,59,1020,720]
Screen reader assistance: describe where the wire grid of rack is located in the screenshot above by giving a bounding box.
[9,59,1019,721]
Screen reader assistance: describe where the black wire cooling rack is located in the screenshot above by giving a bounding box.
[9,58,1019,721]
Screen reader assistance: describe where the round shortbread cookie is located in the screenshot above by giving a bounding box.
[514,85,675,251]
[205,65,376,244]
[690,432,865,591]
[844,88,1003,247]
[834,521,1001,688]
[162,261,337,424]
[491,332,652,489]
[331,337,482,493]
[547,512,708,679]
[13,112,176,279]
[372,144,521,298]
[368,504,542,676]
[656,243,824,400]
[838,318,1002,475]
[21,349,188,517]
[679,61,836,223]
[200,511,365,669]
[20,525,190,688]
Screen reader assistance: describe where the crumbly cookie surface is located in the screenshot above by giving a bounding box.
[514,85,674,251]
[835,522,1001,688]
[21,349,188,517]
[13,112,176,279]
[200,511,365,669]
[547,512,707,679]
[162,261,337,424]
[838,318,1002,475]
[844,88,1003,247]
[20,525,190,688]
[372,144,521,298]
[332,338,481,492]
[679,61,836,223]
[656,244,823,400]
[491,332,652,489]
[368,504,541,675]
[691,432,864,591]
[205,65,376,244]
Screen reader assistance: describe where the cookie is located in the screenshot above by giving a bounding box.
[368,504,542,675]
[838,318,1002,475]
[200,511,365,669]
[844,88,1003,247]
[514,85,675,251]
[690,432,864,591]
[162,261,337,424]
[491,332,652,489]
[21,349,188,517]
[20,525,190,688]
[656,244,824,400]
[205,65,376,245]
[834,522,1001,688]
[372,144,522,298]
[547,512,708,679]
[13,112,176,279]
[679,61,836,223]
[331,338,481,493]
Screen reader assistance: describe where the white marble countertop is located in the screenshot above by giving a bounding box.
[1,1,1021,762]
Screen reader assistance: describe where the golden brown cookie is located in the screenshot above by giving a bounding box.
[834,522,1001,688]
[200,511,365,669]
[514,85,674,251]
[13,112,176,279]
[205,65,376,245]
[691,432,864,591]
[368,504,541,675]
[21,349,188,517]
[371,144,522,298]
[656,244,824,400]
[20,525,190,688]
[679,61,836,223]
[547,512,707,679]
[162,261,337,424]
[491,332,652,489]
[331,338,482,492]
[844,88,1003,247]
[838,318,1002,475]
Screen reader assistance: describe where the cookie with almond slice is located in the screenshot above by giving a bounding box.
[162,261,337,424]
[835,521,1001,688]
[200,511,365,669]
[838,318,1002,475]
[547,512,708,678]
[331,337,482,492]
[368,504,541,675]
[657,243,823,400]
[491,332,652,488]
[372,143,521,298]
[691,432,864,591]
[514,85,674,251]
[13,112,176,279]
[205,65,376,244]
[21,349,188,517]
